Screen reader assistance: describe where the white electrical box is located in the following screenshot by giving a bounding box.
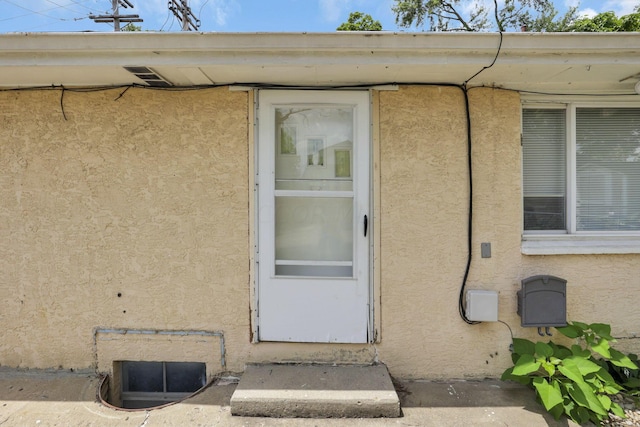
[466,290,499,322]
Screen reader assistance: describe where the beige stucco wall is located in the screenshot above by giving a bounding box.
[0,85,638,381]
[0,88,250,375]
[376,86,640,378]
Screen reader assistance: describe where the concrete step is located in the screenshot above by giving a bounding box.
[230,364,401,418]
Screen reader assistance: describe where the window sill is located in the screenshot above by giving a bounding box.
[522,236,640,255]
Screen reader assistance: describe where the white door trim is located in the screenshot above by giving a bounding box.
[254,89,373,343]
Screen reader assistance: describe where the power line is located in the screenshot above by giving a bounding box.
[197,0,210,22]
[0,0,98,27]
[159,7,173,31]
[66,0,101,12]
[1,0,86,21]
[44,0,87,14]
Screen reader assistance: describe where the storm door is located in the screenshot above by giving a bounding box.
[256,90,371,343]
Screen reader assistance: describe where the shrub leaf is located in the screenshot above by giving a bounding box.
[535,342,553,358]
[512,354,541,376]
[610,348,639,369]
[532,377,564,411]
[512,338,535,356]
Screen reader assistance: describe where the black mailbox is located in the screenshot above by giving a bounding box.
[517,275,567,328]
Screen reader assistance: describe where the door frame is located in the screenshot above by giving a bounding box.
[249,89,379,344]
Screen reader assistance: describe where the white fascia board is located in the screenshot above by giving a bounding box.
[0,32,500,70]
[0,32,502,54]
[1,32,639,62]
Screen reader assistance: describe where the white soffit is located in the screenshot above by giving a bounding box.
[175,67,214,85]
[0,32,639,93]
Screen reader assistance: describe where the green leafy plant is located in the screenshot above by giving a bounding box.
[600,352,640,396]
[501,321,639,425]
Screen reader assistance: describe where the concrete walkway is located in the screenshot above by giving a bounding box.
[0,368,578,426]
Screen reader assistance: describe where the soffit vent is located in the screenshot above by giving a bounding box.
[124,66,172,87]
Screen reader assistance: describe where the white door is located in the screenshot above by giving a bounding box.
[257,90,371,343]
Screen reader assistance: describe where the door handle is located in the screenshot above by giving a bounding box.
[364,215,368,237]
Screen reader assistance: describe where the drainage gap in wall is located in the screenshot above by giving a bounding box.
[100,361,207,410]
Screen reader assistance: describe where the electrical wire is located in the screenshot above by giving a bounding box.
[457,32,504,325]
[167,14,176,32]
[3,82,632,97]
[0,0,86,21]
[66,0,99,12]
[159,7,173,31]
[498,320,514,344]
[464,31,503,87]
[198,0,211,21]
[60,86,67,121]
[2,79,636,322]
[114,86,131,101]
[43,0,87,14]
[506,88,639,97]
[458,85,479,325]
[0,80,478,325]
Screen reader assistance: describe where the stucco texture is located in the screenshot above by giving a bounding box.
[0,88,250,374]
[376,86,639,378]
[1,85,638,380]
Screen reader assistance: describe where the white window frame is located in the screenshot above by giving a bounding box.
[521,98,640,255]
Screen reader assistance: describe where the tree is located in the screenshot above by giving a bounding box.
[520,3,578,32]
[337,12,383,31]
[392,0,579,32]
[122,22,142,31]
[570,10,640,32]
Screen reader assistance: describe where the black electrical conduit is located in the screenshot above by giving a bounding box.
[7,78,637,326]
[4,34,637,328]
[2,32,518,325]
[0,83,487,325]
[458,86,478,325]
[457,31,503,325]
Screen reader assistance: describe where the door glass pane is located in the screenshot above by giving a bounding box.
[275,197,353,277]
[273,104,356,278]
[275,107,353,191]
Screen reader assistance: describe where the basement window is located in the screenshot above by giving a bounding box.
[120,361,206,409]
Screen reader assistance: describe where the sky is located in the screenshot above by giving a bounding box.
[0,0,638,33]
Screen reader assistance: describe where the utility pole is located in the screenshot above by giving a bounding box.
[89,0,143,31]
[168,0,201,31]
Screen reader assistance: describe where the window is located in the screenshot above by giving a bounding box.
[575,108,640,232]
[120,361,206,409]
[522,104,640,254]
[522,108,566,231]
